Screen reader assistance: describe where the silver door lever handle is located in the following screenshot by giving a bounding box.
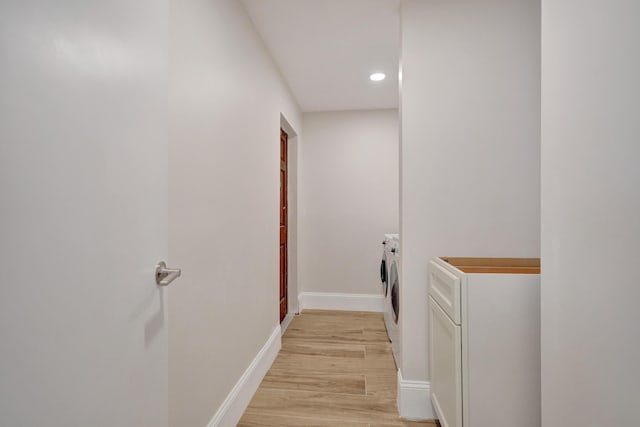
[155,261,181,286]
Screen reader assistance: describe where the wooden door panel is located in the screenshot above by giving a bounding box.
[280,170,286,226]
[279,129,288,323]
[280,246,286,295]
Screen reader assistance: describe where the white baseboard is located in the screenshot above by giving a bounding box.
[397,369,436,421]
[298,292,384,312]
[280,313,295,334]
[207,325,282,427]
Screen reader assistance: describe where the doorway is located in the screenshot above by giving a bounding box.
[280,128,288,323]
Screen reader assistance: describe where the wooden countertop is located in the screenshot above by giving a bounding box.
[440,257,541,274]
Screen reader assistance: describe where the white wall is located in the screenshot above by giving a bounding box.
[0,1,168,426]
[541,1,640,425]
[400,0,540,382]
[168,0,301,425]
[299,110,399,295]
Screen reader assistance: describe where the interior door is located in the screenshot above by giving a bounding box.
[279,129,288,323]
[0,2,169,426]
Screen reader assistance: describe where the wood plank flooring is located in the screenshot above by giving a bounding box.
[239,310,438,427]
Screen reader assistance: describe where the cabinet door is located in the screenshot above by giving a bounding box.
[429,297,462,427]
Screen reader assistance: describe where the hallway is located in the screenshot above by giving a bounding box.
[1,0,637,425]
[239,310,437,426]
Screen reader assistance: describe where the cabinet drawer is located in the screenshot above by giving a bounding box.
[429,297,462,427]
[429,260,461,324]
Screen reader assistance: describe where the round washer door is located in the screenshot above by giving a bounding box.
[380,253,388,296]
[390,261,400,324]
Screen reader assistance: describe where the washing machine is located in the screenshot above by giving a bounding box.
[380,234,397,304]
[386,235,401,367]
[380,234,397,338]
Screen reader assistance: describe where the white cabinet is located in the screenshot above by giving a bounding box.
[428,257,540,427]
[429,297,462,427]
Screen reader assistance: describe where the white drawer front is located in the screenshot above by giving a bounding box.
[429,260,461,324]
[429,297,462,427]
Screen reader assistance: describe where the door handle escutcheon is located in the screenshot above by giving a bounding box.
[155,261,181,286]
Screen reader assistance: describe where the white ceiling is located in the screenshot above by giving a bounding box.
[241,0,400,112]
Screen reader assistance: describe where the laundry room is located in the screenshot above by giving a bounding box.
[298,110,399,305]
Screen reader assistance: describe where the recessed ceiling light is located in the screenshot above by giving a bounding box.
[369,72,386,82]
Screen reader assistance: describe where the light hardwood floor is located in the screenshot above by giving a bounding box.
[238,310,438,427]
